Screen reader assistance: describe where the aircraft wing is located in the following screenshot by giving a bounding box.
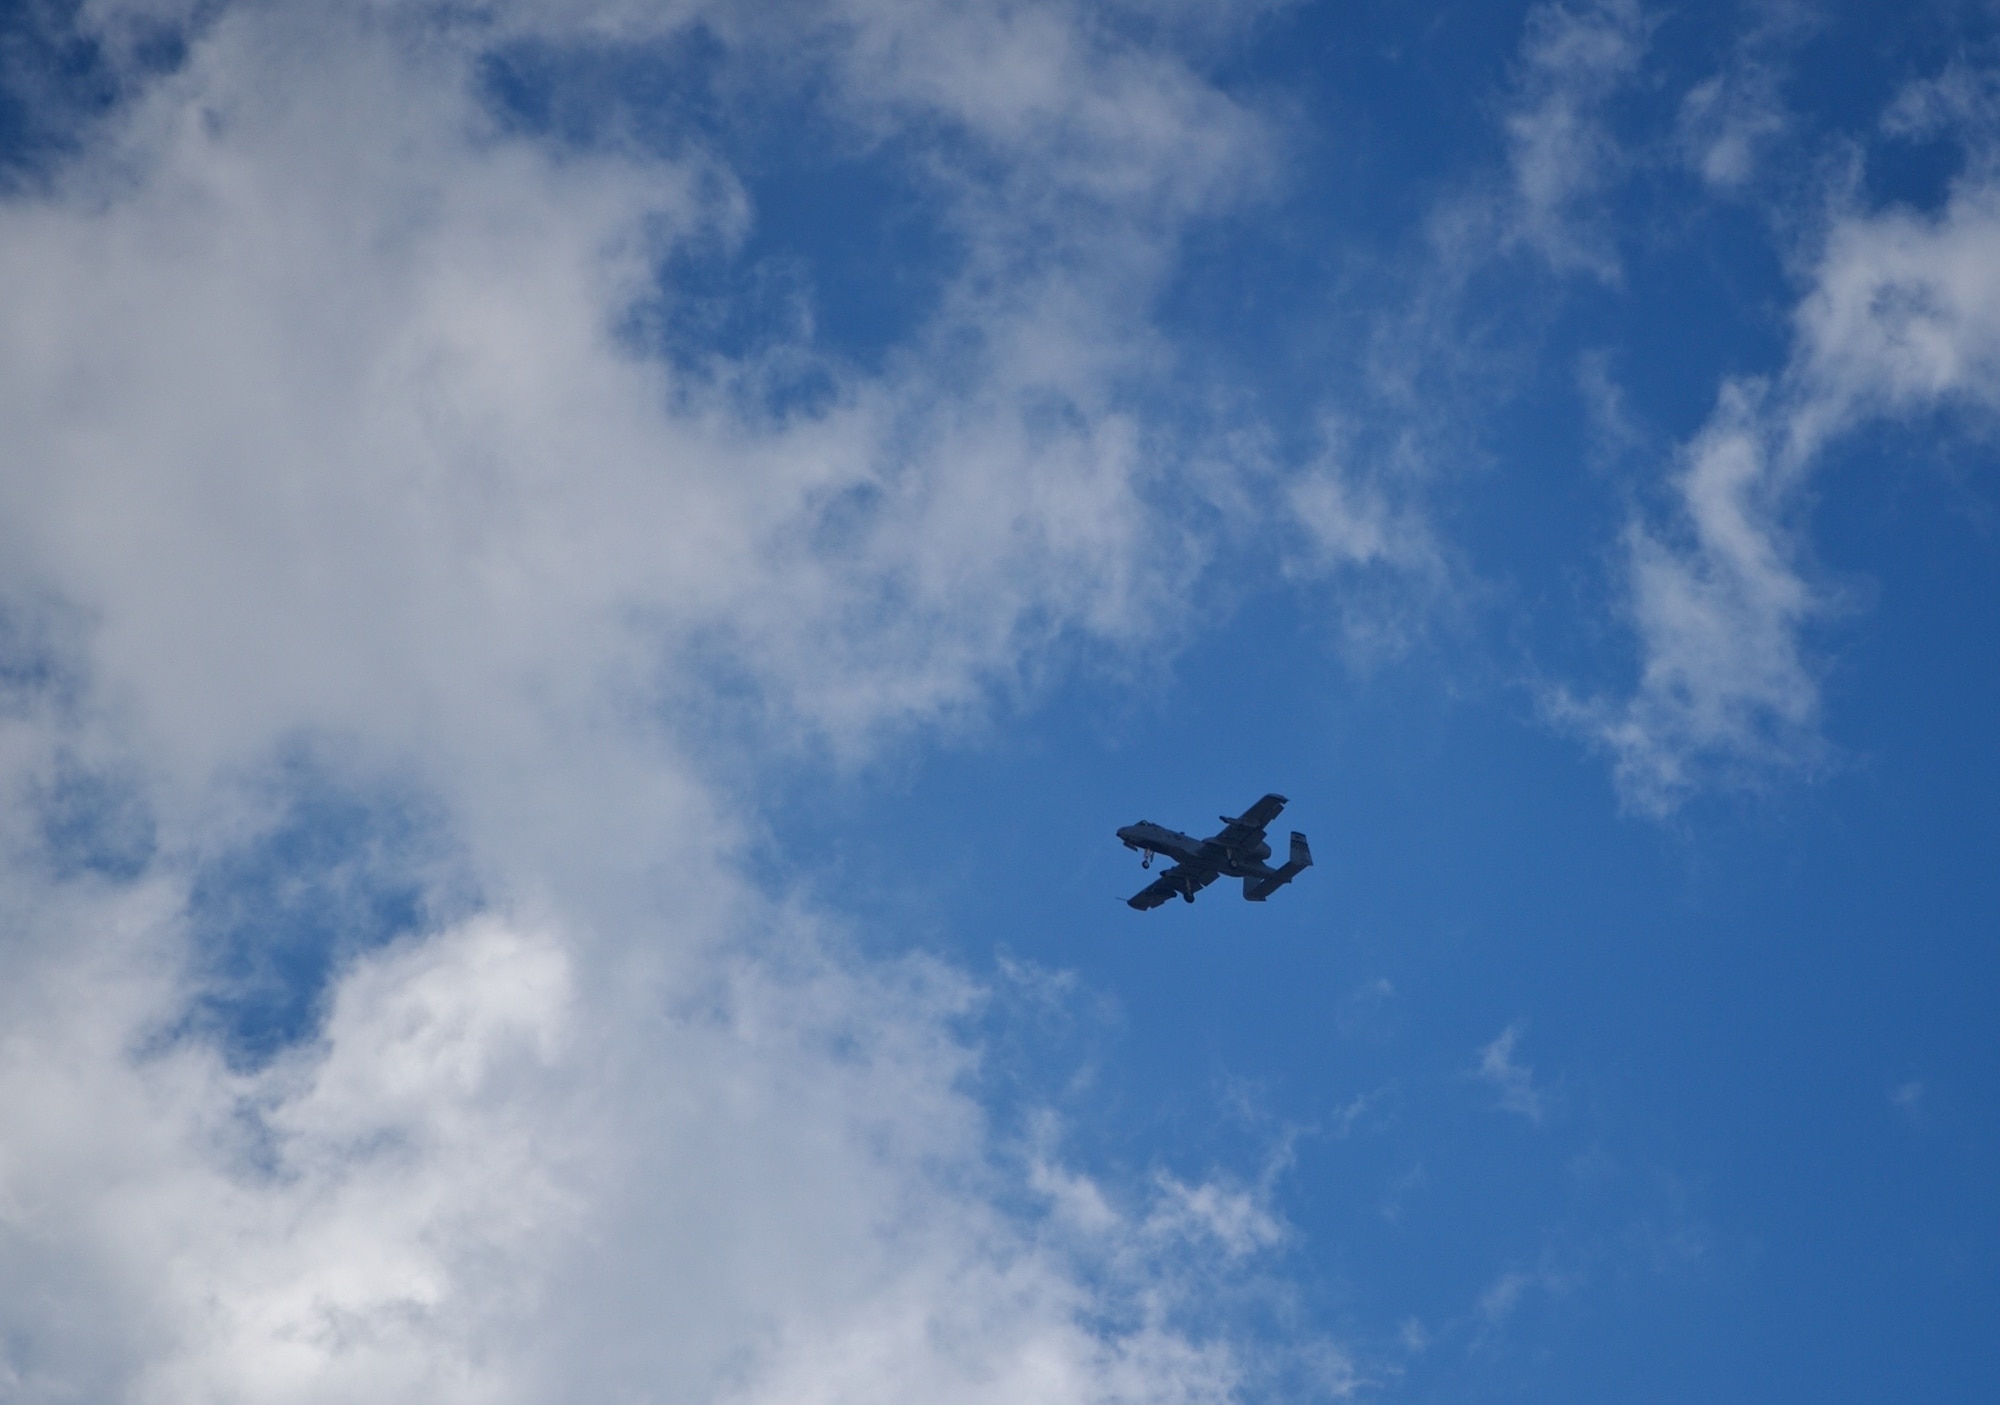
[1127,864,1220,910]
[1212,793,1287,850]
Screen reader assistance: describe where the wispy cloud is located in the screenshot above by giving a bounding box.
[1559,59,2000,810]
[1678,64,1789,190]
[1673,3,1816,191]
[1497,0,1652,281]
[1472,1257,1580,1340]
[1549,378,1825,809]
[1382,0,1653,403]
[1476,1024,1553,1123]
[1891,1079,1927,1126]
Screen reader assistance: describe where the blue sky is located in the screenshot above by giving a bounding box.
[0,0,1995,1400]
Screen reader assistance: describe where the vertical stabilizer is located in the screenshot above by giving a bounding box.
[1288,831,1312,871]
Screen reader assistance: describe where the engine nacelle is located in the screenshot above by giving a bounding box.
[1244,840,1271,863]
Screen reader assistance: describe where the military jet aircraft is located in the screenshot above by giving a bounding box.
[1116,793,1313,910]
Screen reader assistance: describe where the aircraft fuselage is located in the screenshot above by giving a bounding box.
[1116,822,1275,879]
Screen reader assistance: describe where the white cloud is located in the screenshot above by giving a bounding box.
[1267,426,1444,667]
[1144,1171,1286,1260]
[1,884,1288,1403]
[1497,0,1651,280]
[1891,1079,1926,1124]
[1792,181,2000,429]
[1327,1087,1386,1139]
[1379,1,1652,474]
[1475,1024,1550,1123]
[1566,63,2000,810]
[1287,459,1422,574]
[0,0,1323,1398]
[1882,61,2000,162]
[1554,379,1823,809]
[1474,1269,1534,1326]
[1678,64,1787,190]
[1384,0,1650,409]
[1470,1258,1577,1338]
[0,0,1277,779]
[1673,3,1814,191]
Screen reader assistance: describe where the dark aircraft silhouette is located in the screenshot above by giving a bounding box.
[1117,793,1312,910]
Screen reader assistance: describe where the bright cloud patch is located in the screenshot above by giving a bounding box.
[0,1,1322,1399]
[0,894,1283,1402]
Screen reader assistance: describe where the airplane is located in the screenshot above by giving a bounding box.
[1116,793,1313,910]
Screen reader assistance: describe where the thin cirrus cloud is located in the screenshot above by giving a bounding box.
[0,1,1363,1400]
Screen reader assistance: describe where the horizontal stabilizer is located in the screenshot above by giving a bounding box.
[1242,831,1312,902]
